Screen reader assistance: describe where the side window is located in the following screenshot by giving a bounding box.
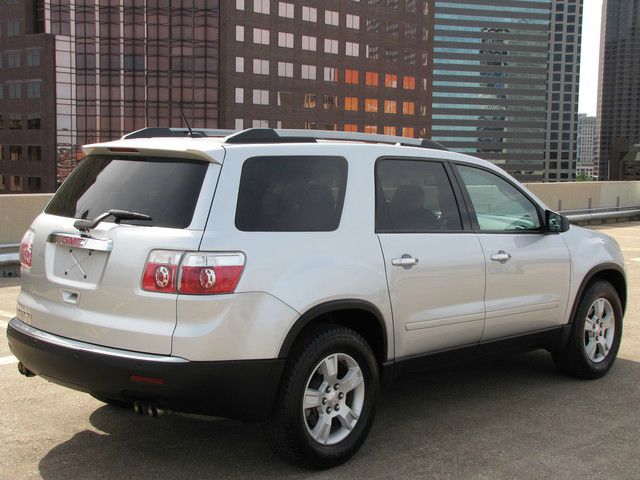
[457,165,541,232]
[235,156,348,231]
[376,159,463,232]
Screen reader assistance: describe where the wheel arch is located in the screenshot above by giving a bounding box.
[278,300,390,366]
[569,263,627,322]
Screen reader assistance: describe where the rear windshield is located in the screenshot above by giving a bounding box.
[46,155,208,228]
[235,156,348,231]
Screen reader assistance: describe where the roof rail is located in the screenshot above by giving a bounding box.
[121,127,449,151]
[225,129,449,151]
[122,127,235,140]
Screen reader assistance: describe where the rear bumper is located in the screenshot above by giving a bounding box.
[7,318,284,423]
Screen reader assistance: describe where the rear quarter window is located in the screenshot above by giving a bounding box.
[45,155,208,229]
[235,156,348,231]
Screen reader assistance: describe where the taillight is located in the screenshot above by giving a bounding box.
[141,250,182,293]
[19,230,34,269]
[141,250,245,295]
[179,252,245,294]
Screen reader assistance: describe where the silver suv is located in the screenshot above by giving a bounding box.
[7,129,627,468]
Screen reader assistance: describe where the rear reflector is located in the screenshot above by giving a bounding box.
[130,374,165,385]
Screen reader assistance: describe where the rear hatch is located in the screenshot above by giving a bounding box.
[18,153,221,354]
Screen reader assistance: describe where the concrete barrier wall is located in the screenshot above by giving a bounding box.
[1,182,640,245]
[523,181,640,212]
[0,194,53,244]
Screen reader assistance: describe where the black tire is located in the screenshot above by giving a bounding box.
[265,325,380,469]
[553,280,623,379]
[90,394,131,408]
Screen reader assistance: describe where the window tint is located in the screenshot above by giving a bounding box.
[45,156,208,228]
[457,165,541,232]
[235,156,348,231]
[376,159,462,232]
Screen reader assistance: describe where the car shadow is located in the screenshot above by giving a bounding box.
[38,351,640,479]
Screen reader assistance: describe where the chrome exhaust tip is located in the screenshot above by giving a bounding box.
[17,362,36,377]
[133,399,170,417]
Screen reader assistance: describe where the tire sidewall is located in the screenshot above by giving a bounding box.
[573,282,623,374]
[286,331,379,466]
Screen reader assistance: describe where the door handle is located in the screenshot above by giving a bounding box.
[490,250,511,263]
[392,254,419,268]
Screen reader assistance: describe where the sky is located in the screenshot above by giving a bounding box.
[578,0,603,116]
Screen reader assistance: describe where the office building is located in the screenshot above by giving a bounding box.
[597,0,640,180]
[430,0,582,182]
[576,114,597,178]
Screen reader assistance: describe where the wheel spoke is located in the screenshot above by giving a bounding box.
[598,338,610,358]
[310,413,332,444]
[339,367,363,393]
[336,406,359,431]
[585,338,598,359]
[595,298,605,319]
[320,354,339,383]
[601,314,615,331]
[303,387,323,410]
[584,316,596,332]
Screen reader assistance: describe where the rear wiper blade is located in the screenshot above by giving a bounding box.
[74,209,152,232]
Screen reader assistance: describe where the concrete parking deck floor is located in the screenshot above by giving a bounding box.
[2,223,640,480]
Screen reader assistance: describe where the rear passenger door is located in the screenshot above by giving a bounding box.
[376,158,486,359]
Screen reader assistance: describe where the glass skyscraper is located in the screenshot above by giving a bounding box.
[431,0,582,182]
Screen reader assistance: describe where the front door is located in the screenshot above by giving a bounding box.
[454,164,571,340]
[376,158,486,359]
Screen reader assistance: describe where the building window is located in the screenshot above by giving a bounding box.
[384,74,397,88]
[385,48,398,62]
[7,20,20,37]
[27,146,41,162]
[10,175,23,192]
[364,125,377,134]
[324,67,338,82]
[26,80,41,99]
[253,0,270,14]
[384,126,396,135]
[27,177,41,191]
[8,82,21,98]
[365,72,379,86]
[344,124,357,132]
[9,145,23,161]
[7,51,21,68]
[253,28,269,45]
[235,118,244,130]
[278,91,294,107]
[8,115,22,129]
[253,120,269,128]
[302,6,317,22]
[252,89,269,105]
[403,76,415,90]
[27,114,41,129]
[384,100,397,114]
[236,25,244,42]
[346,14,360,30]
[235,88,244,103]
[323,95,338,110]
[235,57,244,73]
[302,35,317,51]
[278,32,294,48]
[236,0,244,10]
[344,97,358,111]
[346,42,359,57]
[325,10,339,26]
[303,94,317,108]
[253,59,269,75]
[402,101,414,115]
[366,45,379,59]
[26,48,40,67]
[365,98,378,112]
[387,22,399,36]
[345,69,359,84]
[367,18,380,32]
[278,62,293,77]
[324,39,339,54]
[278,2,294,18]
[301,64,316,80]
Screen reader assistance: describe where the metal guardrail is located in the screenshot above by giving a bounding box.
[562,206,640,223]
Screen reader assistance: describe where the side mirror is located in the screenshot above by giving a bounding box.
[545,210,570,233]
